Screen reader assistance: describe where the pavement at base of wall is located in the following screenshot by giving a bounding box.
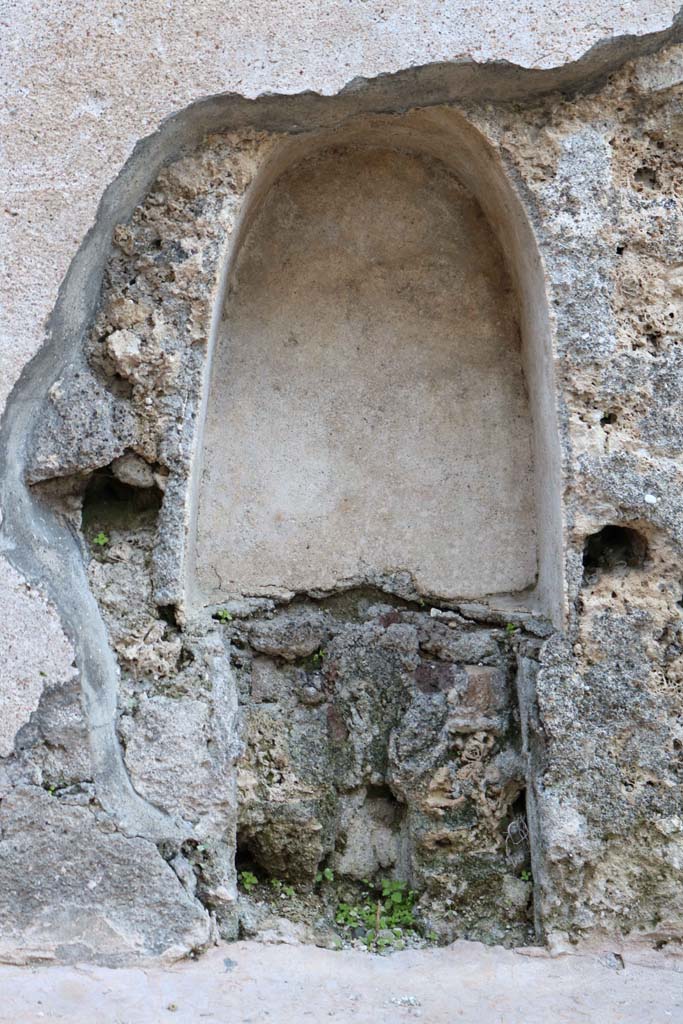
[0,938,681,1024]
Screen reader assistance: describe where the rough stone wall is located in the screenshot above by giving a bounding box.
[232,600,541,947]
[13,121,544,952]
[496,52,683,946]
[3,2,683,966]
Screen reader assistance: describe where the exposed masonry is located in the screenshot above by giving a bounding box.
[2,32,683,964]
[21,122,547,950]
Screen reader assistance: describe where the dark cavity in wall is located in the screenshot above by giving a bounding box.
[582,524,649,577]
[81,463,163,537]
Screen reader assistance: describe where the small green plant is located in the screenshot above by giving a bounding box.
[215,608,233,623]
[92,531,109,548]
[379,879,416,929]
[316,866,335,884]
[239,870,258,893]
[311,648,325,665]
[520,869,532,882]
[505,622,519,636]
[335,879,417,952]
[270,878,296,898]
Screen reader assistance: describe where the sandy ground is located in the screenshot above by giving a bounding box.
[1,939,681,1024]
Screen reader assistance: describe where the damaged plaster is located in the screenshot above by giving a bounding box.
[2,2,683,966]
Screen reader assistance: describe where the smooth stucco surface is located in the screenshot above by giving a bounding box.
[196,145,536,600]
[0,560,76,757]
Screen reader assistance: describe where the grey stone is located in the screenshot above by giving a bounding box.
[247,613,330,661]
[112,452,157,488]
[0,789,212,965]
[14,677,91,786]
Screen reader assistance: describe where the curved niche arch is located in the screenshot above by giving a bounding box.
[188,111,563,622]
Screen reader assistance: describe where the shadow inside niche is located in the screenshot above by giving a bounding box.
[81,463,162,537]
[582,524,648,576]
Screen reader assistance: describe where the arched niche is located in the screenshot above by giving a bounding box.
[187,110,564,623]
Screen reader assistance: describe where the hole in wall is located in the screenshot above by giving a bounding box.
[582,525,648,577]
[634,165,658,189]
[81,464,162,538]
[177,646,195,669]
[157,604,179,627]
[504,789,531,875]
[236,821,319,885]
[365,782,401,803]
[235,833,261,875]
